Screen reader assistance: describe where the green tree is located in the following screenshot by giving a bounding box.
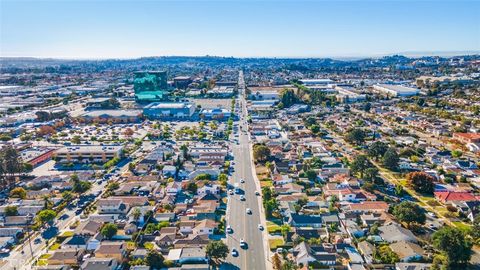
[272,253,282,270]
[4,205,18,216]
[145,250,164,269]
[392,201,426,228]
[186,182,198,194]
[367,141,388,160]
[253,144,271,163]
[61,191,74,202]
[305,170,317,181]
[350,155,370,178]
[406,172,435,194]
[36,209,56,224]
[382,147,399,170]
[363,167,378,182]
[376,245,399,264]
[432,227,472,267]
[345,128,366,145]
[9,187,27,199]
[132,207,142,223]
[280,89,298,108]
[101,223,118,239]
[206,240,229,265]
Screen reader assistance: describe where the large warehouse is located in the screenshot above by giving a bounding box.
[373,84,420,97]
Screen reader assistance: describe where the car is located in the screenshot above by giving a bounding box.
[276,248,284,254]
[226,225,233,233]
[33,238,41,244]
[240,239,246,248]
[255,191,260,196]
[258,224,264,230]
[240,195,245,201]
[246,208,252,214]
[427,223,438,230]
[427,212,437,218]
[240,179,245,183]
[231,248,238,257]
[228,190,234,195]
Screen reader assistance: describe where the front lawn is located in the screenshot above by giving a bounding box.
[268,238,284,250]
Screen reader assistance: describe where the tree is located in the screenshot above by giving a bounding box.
[280,89,298,108]
[4,205,18,216]
[376,245,399,264]
[9,187,26,199]
[382,147,399,170]
[363,167,378,182]
[36,209,56,224]
[132,207,142,223]
[472,215,480,241]
[71,135,81,144]
[253,144,271,163]
[186,182,198,194]
[406,172,435,194]
[350,155,370,178]
[123,128,134,136]
[61,191,74,202]
[145,250,164,269]
[345,128,366,145]
[451,149,463,158]
[305,170,317,181]
[272,253,282,270]
[280,224,291,239]
[101,223,118,239]
[367,141,388,160]
[1,145,22,187]
[392,201,426,227]
[206,240,229,265]
[37,125,56,137]
[42,195,53,210]
[432,227,472,267]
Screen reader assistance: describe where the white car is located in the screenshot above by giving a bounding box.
[228,190,234,195]
[246,208,252,214]
[240,179,245,183]
[231,248,238,257]
[226,225,233,233]
[240,195,245,201]
[258,224,264,230]
[240,238,246,247]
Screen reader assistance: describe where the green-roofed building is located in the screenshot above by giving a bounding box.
[134,71,169,103]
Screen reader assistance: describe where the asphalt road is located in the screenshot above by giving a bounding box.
[223,72,267,270]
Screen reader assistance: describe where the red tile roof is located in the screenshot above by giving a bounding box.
[434,191,477,203]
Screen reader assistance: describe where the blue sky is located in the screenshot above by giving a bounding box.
[1,0,479,59]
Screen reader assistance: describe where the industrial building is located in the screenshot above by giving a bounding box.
[300,79,334,86]
[373,84,420,97]
[143,102,196,119]
[335,87,367,103]
[54,145,124,164]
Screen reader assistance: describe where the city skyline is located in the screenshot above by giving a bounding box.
[1,0,479,59]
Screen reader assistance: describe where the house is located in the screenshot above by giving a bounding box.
[293,242,336,266]
[167,247,208,264]
[378,223,417,243]
[81,258,118,270]
[347,201,389,213]
[389,241,424,262]
[289,214,322,228]
[174,234,210,248]
[48,249,85,265]
[155,227,177,247]
[395,263,432,270]
[97,199,128,214]
[434,191,477,204]
[357,241,375,264]
[179,220,196,234]
[94,242,126,262]
[193,219,217,236]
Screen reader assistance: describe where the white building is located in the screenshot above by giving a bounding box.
[373,84,420,97]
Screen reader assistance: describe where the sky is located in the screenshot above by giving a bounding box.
[0,0,479,59]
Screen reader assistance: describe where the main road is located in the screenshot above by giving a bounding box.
[223,71,269,270]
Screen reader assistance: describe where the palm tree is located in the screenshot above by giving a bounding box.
[132,207,142,223]
[42,195,53,210]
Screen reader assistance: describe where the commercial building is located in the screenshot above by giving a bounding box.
[373,84,420,97]
[335,87,367,103]
[173,76,193,89]
[21,147,56,167]
[143,102,196,120]
[199,108,231,120]
[300,79,334,86]
[134,71,169,103]
[54,145,124,164]
[77,110,142,123]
